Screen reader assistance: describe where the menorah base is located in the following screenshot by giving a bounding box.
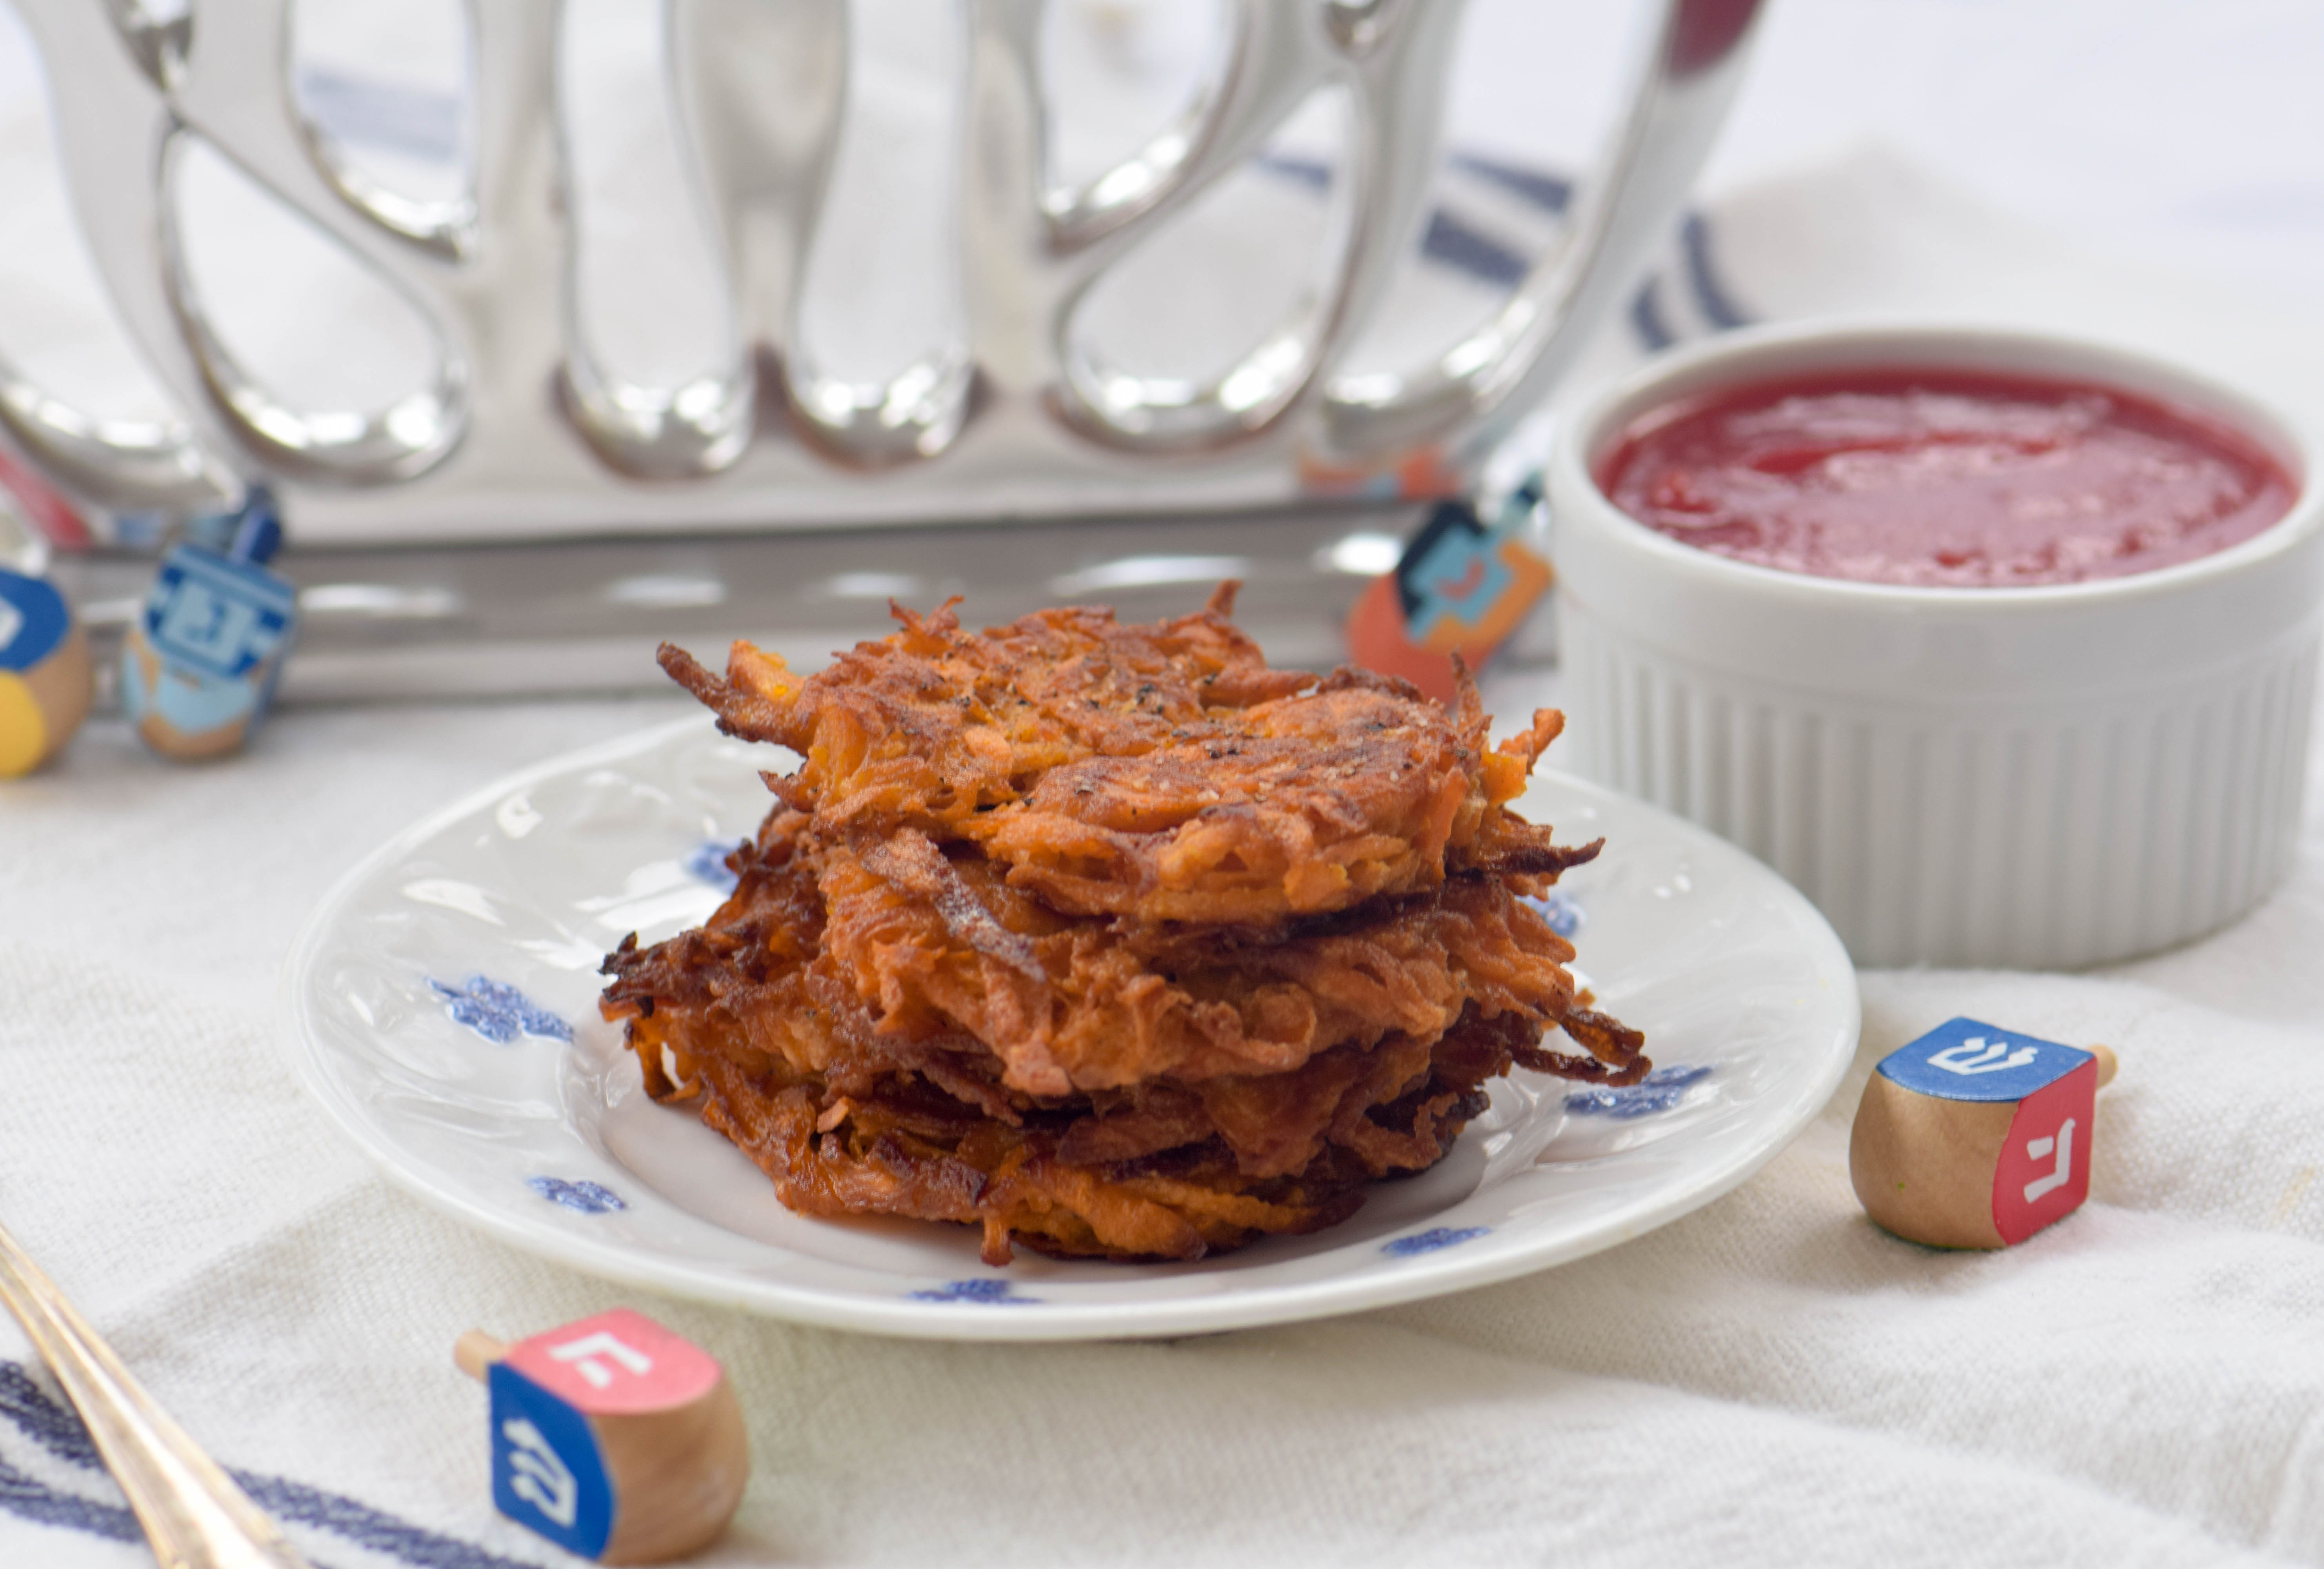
[53,500,1464,710]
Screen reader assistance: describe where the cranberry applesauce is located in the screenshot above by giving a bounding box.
[1597,367,2295,588]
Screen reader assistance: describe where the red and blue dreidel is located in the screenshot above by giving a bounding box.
[456,1309,749,1564]
[1851,1017,2120,1249]
[120,490,297,761]
[0,557,90,778]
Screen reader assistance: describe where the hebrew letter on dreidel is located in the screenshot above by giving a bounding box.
[2022,1119,2077,1204]
[1926,1038,2041,1076]
[548,1331,655,1390]
[502,1418,580,1528]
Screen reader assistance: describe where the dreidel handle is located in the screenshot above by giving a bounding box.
[454,1330,508,1382]
[2090,1043,2119,1088]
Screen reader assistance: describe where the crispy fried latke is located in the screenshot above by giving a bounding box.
[658,585,1307,831]
[679,1006,1541,1264]
[657,593,1593,925]
[601,588,1646,1264]
[602,818,1627,1099]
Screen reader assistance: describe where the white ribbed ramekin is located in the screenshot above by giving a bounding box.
[1548,322,2324,969]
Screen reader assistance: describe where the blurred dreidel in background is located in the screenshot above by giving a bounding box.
[1343,478,1555,705]
[0,560,90,778]
[456,1308,749,1564]
[120,490,298,761]
[1851,1017,2119,1249]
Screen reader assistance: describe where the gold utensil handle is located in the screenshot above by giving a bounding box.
[0,1220,314,1569]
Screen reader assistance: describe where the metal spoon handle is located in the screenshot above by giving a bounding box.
[0,1220,313,1569]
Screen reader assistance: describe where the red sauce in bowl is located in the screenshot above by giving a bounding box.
[1598,368,2298,588]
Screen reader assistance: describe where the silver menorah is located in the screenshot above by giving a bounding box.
[0,0,1759,552]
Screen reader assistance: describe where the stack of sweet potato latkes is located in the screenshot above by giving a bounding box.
[600,587,1646,1264]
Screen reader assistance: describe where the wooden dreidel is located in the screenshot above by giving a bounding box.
[456,1308,749,1564]
[0,563,91,777]
[120,491,297,761]
[1851,1016,2119,1249]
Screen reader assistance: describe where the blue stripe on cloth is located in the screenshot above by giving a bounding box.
[1256,153,1538,288]
[1629,277,1676,350]
[1240,149,1758,341]
[2,1361,538,1569]
[1448,151,1574,214]
[0,1453,141,1543]
[1680,212,1753,328]
[1457,151,1751,338]
[1251,153,1544,288]
[1253,151,1332,191]
[238,1472,538,1569]
[0,1362,98,1468]
[1419,210,1528,287]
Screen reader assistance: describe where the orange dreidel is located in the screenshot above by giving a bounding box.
[1343,481,1554,705]
[1851,1017,2120,1249]
[455,1309,748,1564]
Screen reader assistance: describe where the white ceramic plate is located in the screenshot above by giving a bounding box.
[282,717,1859,1341]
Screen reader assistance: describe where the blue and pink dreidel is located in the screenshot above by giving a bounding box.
[120,491,297,761]
[0,562,90,777]
[456,1309,749,1564]
[1851,1017,2120,1249]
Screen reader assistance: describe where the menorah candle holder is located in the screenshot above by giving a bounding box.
[0,0,1761,551]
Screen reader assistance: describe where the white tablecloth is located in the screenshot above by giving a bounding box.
[10,33,2324,1569]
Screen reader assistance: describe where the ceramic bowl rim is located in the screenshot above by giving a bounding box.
[1551,317,2324,617]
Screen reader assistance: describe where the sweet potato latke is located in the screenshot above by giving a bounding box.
[602,587,1644,1264]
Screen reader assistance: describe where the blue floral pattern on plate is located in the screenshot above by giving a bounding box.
[429,976,571,1043]
[908,1280,1039,1305]
[527,1176,627,1214]
[1565,1065,1712,1119]
[1521,890,1585,938]
[1383,1226,1490,1257]
[683,837,747,893]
